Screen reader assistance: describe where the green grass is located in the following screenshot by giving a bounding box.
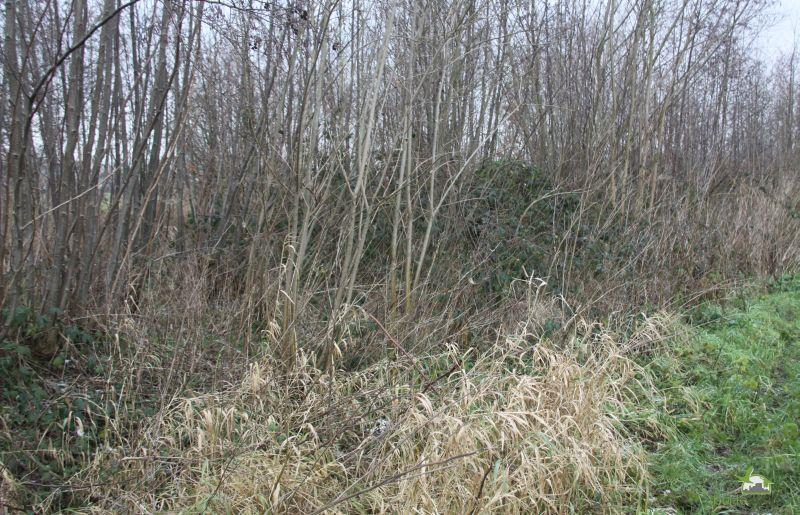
[644,279,800,513]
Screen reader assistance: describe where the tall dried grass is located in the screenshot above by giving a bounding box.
[72,292,672,514]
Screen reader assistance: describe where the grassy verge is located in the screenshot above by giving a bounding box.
[4,277,800,512]
[644,278,800,513]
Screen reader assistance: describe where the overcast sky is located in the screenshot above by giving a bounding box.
[758,0,800,61]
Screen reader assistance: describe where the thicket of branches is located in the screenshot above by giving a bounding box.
[3,0,800,362]
[5,0,800,510]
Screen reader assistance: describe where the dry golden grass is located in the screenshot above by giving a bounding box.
[75,303,670,514]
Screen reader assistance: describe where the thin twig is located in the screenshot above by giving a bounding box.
[309,451,478,515]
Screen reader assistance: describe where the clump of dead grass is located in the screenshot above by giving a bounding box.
[79,307,668,514]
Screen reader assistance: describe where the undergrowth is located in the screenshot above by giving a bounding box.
[0,308,113,509]
[5,274,800,512]
[72,294,659,513]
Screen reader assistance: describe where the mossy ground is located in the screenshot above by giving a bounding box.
[643,278,800,513]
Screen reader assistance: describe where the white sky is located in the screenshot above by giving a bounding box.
[758,0,800,61]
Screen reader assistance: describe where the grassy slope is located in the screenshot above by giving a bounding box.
[645,278,800,513]
[6,275,800,512]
